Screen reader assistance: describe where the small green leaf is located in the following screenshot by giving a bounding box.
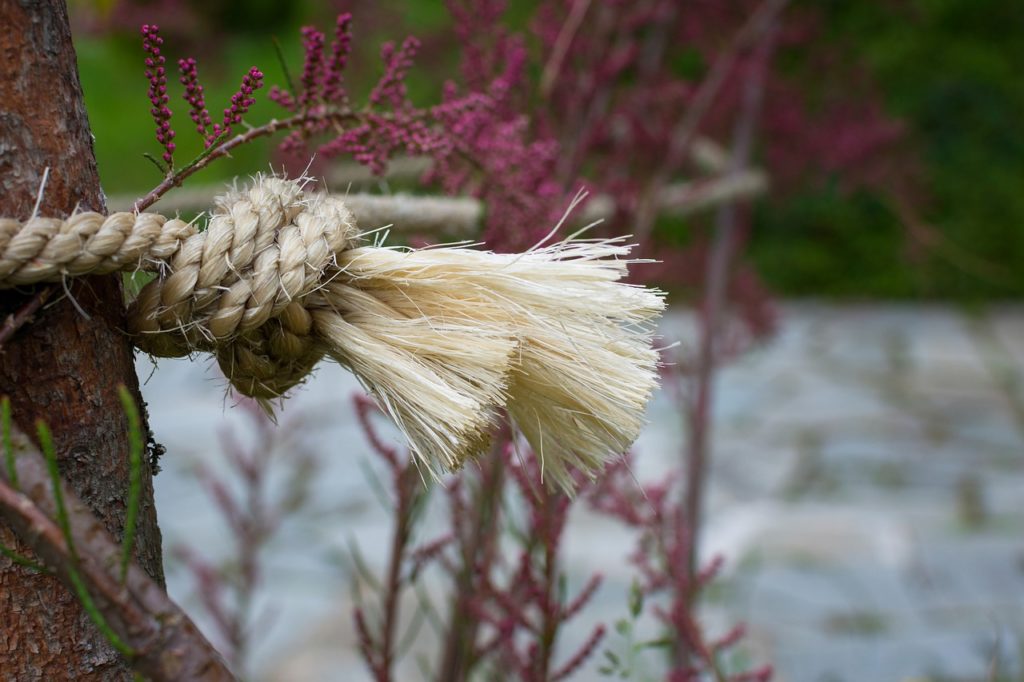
[117,385,143,582]
[141,152,167,176]
[67,562,135,656]
[638,636,674,650]
[36,419,134,657]
[37,421,73,557]
[628,579,644,618]
[271,36,297,97]
[2,396,16,487]
[0,544,49,574]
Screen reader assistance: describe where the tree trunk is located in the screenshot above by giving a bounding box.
[0,2,164,679]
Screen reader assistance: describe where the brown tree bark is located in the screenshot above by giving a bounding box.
[0,2,164,679]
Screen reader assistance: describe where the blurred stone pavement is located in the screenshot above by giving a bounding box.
[141,304,1024,682]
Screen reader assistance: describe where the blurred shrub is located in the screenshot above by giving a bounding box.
[752,0,1024,299]
[72,0,1023,299]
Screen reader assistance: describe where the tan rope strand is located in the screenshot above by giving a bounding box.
[0,212,194,285]
[0,176,665,491]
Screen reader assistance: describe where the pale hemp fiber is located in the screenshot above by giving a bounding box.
[0,177,665,490]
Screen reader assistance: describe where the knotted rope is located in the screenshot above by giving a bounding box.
[0,177,664,490]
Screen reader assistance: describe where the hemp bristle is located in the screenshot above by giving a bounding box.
[337,239,665,492]
[313,305,514,474]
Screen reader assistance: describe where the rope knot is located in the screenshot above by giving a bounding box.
[128,177,358,399]
[0,175,665,491]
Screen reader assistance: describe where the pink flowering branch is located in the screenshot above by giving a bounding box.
[589,454,771,682]
[132,17,469,211]
[140,25,265,176]
[213,67,264,139]
[434,445,507,681]
[350,378,608,682]
[405,445,606,682]
[323,13,353,103]
[350,396,433,682]
[683,0,783,589]
[369,38,420,109]
[178,57,213,143]
[298,27,326,107]
[141,24,175,168]
[174,397,316,675]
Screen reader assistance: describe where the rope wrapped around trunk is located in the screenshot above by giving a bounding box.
[0,177,665,490]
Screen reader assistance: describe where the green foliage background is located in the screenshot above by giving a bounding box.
[748,0,1024,299]
[71,0,1023,300]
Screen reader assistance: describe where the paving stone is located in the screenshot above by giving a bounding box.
[139,305,1024,681]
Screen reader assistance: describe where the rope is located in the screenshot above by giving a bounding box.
[0,177,665,490]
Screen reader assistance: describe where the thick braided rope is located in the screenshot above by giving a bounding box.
[127,180,358,398]
[0,210,193,283]
[0,178,356,401]
[0,177,665,490]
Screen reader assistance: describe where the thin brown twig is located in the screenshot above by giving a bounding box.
[109,157,433,213]
[437,442,505,682]
[553,2,618,185]
[132,109,359,213]
[537,491,561,678]
[682,1,784,594]
[637,0,681,81]
[373,463,421,681]
[891,193,1015,287]
[0,423,234,681]
[635,0,790,240]
[0,286,53,349]
[540,0,593,97]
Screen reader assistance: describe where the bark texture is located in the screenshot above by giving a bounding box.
[0,2,164,679]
